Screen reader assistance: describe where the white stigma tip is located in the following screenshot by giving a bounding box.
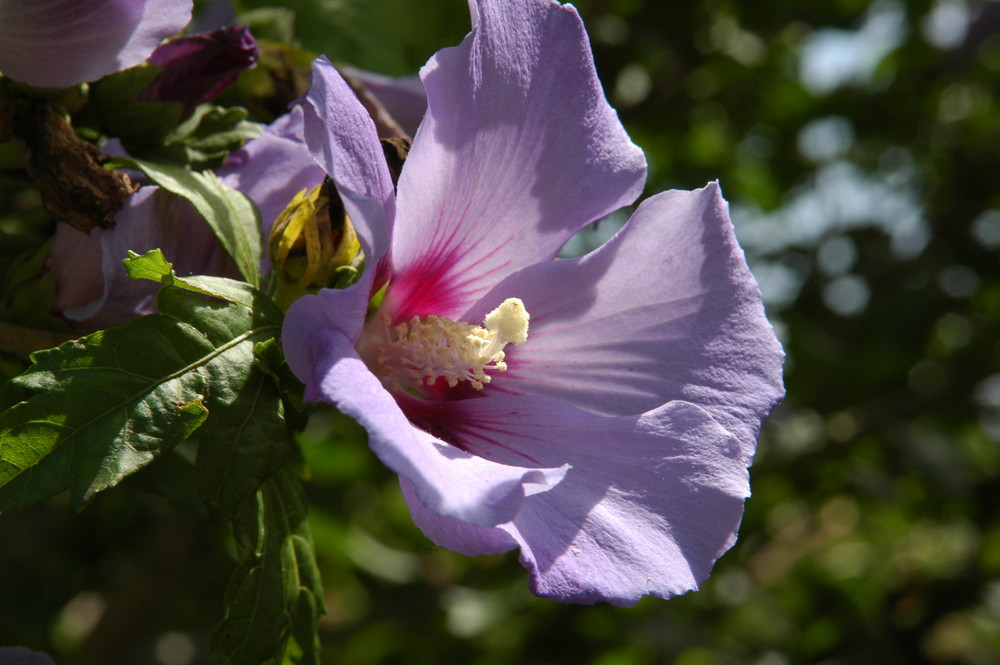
[483,298,529,346]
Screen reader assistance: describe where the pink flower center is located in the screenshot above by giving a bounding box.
[361,298,529,396]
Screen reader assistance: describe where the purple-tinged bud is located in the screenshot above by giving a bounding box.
[139,26,258,114]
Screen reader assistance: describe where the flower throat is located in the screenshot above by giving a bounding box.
[368,298,530,395]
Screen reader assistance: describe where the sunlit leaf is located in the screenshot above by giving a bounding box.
[0,251,282,513]
[108,157,263,287]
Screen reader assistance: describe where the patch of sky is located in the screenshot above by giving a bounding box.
[798,116,856,163]
[733,155,926,310]
[971,209,1000,249]
[559,208,630,258]
[922,0,970,50]
[799,0,907,95]
[975,373,1000,441]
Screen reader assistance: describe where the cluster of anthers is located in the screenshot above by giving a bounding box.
[372,298,530,394]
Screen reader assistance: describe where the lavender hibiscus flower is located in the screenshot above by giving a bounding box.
[0,0,193,88]
[283,0,784,605]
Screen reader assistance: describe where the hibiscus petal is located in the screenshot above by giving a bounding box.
[218,107,326,269]
[282,306,568,527]
[0,647,57,665]
[398,393,749,606]
[301,57,397,264]
[385,0,646,320]
[0,0,192,88]
[57,187,235,329]
[50,223,104,317]
[466,183,785,457]
[399,476,518,556]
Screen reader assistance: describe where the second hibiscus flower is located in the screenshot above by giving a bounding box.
[283,0,784,605]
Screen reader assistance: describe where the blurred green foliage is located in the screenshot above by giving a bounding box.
[2,0,1000,663]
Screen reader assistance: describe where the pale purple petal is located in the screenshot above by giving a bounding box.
[50,224,104,316]
[0,647,57,665]
[399,394,749,606]
[399,476,518,556]
[282,308,568,527]
[384,0,646,321]
[218,107,325,268]
[301,57,396,264]
[57,186,235,328]
[0,0,193,88]
[465,183,784,457]
[283,287,371,363]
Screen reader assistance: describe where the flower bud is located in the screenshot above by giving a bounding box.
[269,177,361,310]
[139,26,259,115]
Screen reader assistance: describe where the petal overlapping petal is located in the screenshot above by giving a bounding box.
[465,183,784,456]
[282,301,569,527]
[384,0,646,321]
[0,0,192,88]
[400,394,749,606]
[301,57,397,265]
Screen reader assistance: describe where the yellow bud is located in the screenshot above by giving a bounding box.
[269,178,362,310]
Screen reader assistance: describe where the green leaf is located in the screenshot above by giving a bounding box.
[143,105,263,169]
[239,8,297,44]
[124,446,205,515]
[108,158,263,287]
[0,317,211,511]
[210,465,325,665]
[123,247,175,283]
[0,259,284,513]
[0,239,70,334]
[195,359,290,523]
[128,251,292,521]
[237,0,469,76]
[254,338,306,425]
[82,63,183,150]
